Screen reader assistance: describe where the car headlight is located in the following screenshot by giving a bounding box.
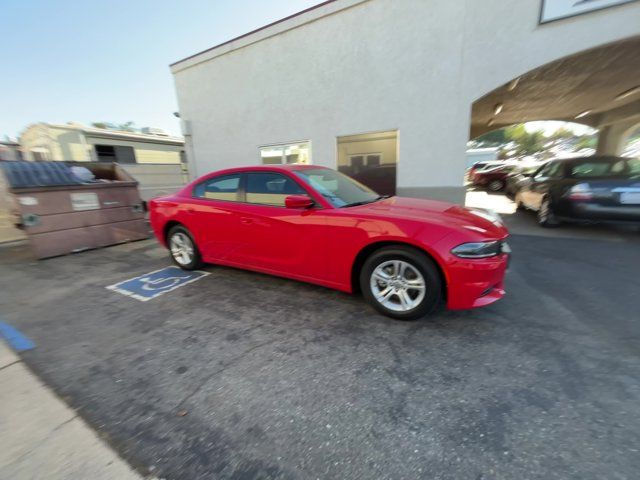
[451,240,507,259]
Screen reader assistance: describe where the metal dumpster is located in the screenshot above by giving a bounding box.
[0,161,149,259]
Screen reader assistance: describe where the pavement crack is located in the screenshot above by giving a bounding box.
[4,414,78,467]
[0,359,21,371]
[175,338,279,409]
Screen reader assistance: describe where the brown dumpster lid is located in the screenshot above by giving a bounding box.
[1,161,83,189]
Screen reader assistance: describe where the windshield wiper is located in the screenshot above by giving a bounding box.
[340,195,389,208]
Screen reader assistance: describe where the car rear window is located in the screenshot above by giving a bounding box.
[569,158,636,178]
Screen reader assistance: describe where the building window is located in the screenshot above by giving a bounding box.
[31,150,49,161]
[337,131,397,196]
[347,153,382,174]
[95,145,136,163]
[245,172,306,207]
[260,142,311,165]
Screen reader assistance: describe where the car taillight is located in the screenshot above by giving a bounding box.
[568,183,593,201]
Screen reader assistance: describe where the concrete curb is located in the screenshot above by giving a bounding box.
[0,339,155,480]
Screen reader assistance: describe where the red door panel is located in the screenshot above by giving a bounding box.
[229,203,328,280]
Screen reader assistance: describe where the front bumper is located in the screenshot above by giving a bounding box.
[445,252,509,310]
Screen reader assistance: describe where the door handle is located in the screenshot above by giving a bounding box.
[185,208,195,214]
[240,217,253,224]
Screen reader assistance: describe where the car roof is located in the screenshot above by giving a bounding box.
[207,164,328,175]
[183,164,330,187]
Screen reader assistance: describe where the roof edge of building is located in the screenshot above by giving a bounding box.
[21,122,184,145]
[170,0,368,73]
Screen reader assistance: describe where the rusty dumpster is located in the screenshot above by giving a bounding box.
[0,161,149,259]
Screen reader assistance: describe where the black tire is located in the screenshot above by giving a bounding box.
[488,179,505,192]
[359,246,442,320]
[537,196,561,228]
[167,225,203,270]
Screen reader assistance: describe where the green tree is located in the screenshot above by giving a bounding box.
[505,124,545,157]
[548,127,574,147]
[573,135,597,151]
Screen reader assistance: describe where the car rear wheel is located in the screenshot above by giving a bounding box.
[488,179,505,192]
[360,246,442,320]
[537,197,560,228]
[168,225,202,270]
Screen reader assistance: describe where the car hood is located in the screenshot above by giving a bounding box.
[348,196,508,239]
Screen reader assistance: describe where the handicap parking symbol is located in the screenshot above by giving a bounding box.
[106,266,209,302]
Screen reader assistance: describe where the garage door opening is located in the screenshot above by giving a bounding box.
[470,36,640,156]
[337,130,398,196]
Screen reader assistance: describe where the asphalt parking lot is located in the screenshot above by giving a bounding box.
[1,207,639,480]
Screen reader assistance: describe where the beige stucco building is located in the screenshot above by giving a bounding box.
[171,0,640,203]
[20,123,184,164]
[19,123,188,200]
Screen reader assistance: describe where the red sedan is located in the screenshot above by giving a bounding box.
[471,164,516,192]
[149,165,510,320]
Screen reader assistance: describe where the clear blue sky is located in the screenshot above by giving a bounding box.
[1,0,319,139]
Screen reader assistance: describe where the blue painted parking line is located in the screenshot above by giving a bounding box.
[0,321,35,352]
[106,266,210,302]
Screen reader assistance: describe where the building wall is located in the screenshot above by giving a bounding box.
[0,143,22,161]
[51,126,89,160]
[172,0,640,202]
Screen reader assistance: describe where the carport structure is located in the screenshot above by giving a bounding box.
[471,36,640,154]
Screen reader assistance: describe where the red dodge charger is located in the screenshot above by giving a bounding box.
[149,165,510,320]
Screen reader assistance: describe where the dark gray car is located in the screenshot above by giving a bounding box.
[515,155,640,227]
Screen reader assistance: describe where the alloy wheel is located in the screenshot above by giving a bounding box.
[370,260,426,312]
[170,232,194,266]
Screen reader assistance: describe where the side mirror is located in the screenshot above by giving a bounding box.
[285,194,314,209]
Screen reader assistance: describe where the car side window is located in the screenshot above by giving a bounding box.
[245,172,306,207]
[193,174,241,201]
[547,162,564,178]
[570,162,612,178]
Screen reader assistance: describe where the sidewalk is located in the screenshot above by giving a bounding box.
[0,339,147,480]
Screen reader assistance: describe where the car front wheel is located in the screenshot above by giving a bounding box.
[168,225,203,270]
[360,246,442,320]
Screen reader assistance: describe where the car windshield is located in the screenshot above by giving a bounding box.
[294,168,382,207]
